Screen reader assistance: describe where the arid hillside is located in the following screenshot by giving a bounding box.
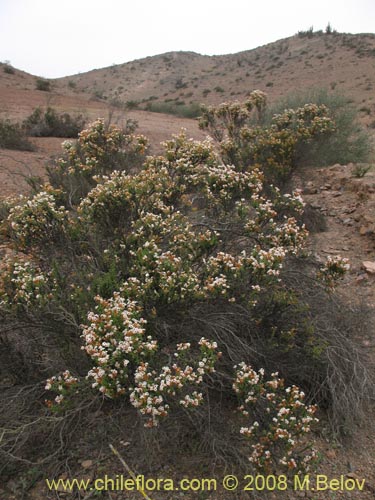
[1,31,375,125]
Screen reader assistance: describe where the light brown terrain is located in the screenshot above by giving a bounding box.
[1,30,375,500]
[1,30,375,196]
[2,32,375,119]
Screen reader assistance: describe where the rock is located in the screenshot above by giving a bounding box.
[329,163,344,171]
[81,459,93,469]
[346,472,361,480]
[326,449,337,459]
[354,273,366,283]
[343,207,356,214]
[362,261,375,274]
[310,202,322,209]
[303,181,317,194]
[304,186,318,195]
[360,226,374,236]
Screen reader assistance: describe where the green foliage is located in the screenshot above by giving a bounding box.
[199,90,335,183]
[325,22,332,34]
[35,78,51,91]
[145,101,201,118]
[266,89,373,166]
[23,107,86,138]
[0,119,34,151]
[45,118,148,205]
[352,164,372,178]
[125,100,140,110]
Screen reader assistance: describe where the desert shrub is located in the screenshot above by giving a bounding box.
[199,90,335,183]
[0,119,34,151]
[23,107,86,138]
[45,118,148,206]
[234,364,319,471]
[35,78,51,91]
[125,100,140,110]
[297,26,314,38]
[175,78,188,89]
[352,164,372,178]
[144,101,201,118]
[0,257,57,309]
[0,106,372,478]
[265,89,373,166]
[3,64,15,74]
[6,189,68,250]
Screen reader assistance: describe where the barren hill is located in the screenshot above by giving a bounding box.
[2,31,375,125]
[51,31,375,124]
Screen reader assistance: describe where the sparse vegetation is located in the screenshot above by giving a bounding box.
[23,107,86,138]
[297,26,314,38]
[144,101,201,118]
[35,78,51,91]
[352,163,372,178]
[0,119,34,151]
[3,64,15,75]
[265,88,373,167]
[125,100,140,110]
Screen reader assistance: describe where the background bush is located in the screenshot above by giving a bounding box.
[0,119,34,151]
[3,64,15,75]
[35,78,51,91]
[145,101,201,118]
[265,88,373,166]
[45,118,148,206]
[23,107,86,138]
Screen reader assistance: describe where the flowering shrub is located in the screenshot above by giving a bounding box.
[199,91,336,183]
[45,370,79,409]
[7,191,67,249]
[38,126,313,425]
[82,294,156,397]
[318,255,350,290]
[130,338,220,427]
[47,118,148,205]
[2,98,366,472]
[234,363,319,473]
[0,258,57,309]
